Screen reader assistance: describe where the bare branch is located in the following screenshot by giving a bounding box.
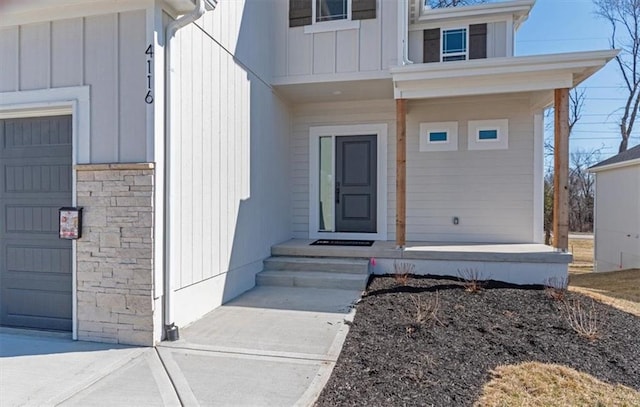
[594,0,640,152]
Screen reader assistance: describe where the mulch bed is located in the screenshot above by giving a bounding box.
[316,275,640,406]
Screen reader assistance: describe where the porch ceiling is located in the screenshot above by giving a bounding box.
[391,50,619,102]
[273,78,394,104]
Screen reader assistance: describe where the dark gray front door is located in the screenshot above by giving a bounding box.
[335,135,377,233]
[0,115,73,331]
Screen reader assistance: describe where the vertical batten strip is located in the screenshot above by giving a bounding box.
[396,98,407,247]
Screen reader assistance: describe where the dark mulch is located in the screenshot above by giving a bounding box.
[316,275,640,407]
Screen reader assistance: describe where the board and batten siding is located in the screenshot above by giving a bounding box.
[274,0,398,79]
[594,166,640,272]
[0,11,148,163]
[292,94,539,243]
[167,1,291,328]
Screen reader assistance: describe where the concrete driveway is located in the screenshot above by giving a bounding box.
[0,286,360,406]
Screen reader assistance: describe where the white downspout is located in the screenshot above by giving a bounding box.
[398,0,413,65]
[163,0,215,341]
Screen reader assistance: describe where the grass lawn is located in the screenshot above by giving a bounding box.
[567,238,595,274]
[567,237,640,316]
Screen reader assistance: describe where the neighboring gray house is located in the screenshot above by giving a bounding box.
[0,0,615,345]
[589,145,640,272]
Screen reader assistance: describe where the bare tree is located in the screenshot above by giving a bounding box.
[594,0,640,153]
[568,148,601,232]
[544,88,587,154]
[427,0,490,7]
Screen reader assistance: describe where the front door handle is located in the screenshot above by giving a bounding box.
[335,182,340,204]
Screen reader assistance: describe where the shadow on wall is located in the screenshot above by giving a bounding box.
[222,0,291,303]
[169,0,292,326]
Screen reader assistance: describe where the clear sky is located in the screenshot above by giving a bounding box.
[514,0,638,162]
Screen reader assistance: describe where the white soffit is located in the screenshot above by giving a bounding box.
[391,50,619,100]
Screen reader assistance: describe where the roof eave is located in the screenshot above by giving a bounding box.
[589,158,640,173]
[391,50,619,100]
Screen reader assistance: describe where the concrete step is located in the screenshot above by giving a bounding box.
[256,270,369,291]
[263,256,369,274]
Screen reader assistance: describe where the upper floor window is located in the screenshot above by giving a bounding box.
[424,24,487,63]
[316,0,348,22]
[442,28,467,62]
[289,0,376,29]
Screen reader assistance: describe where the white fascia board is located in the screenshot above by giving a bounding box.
[393,72,572,99]
[391,50,619,99]
[391,50,618,78]
[0,0,153,27]
[588,158,640,173]
[416,0,535,25]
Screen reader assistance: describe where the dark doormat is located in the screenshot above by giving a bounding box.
[310,239,375,247]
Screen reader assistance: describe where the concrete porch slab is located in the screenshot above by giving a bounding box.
[272,239,573,264]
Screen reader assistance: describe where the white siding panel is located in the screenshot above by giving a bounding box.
[85,14,118,163]
[118,10,146,162]
[336,29,358,73]
[594,166,640,272]
[169,3,292,327]
[3,12,147,164]
[0,27,19,91]
[288,27,312,76]
[313,32,336,74]
[359,19,381,71]
[489,21,507,58]
[291,95,537,243]
[19,23,50,90]
[273,0,289,77]
[381,0,398,69]
[408,29,423,64]
[406,96,534,243]
[51,18,83,88]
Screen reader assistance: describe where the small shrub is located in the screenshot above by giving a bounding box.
[458,268,485,293]
[562,298,601,341]
[407,292,442,329]
[545,276,568,302]
[394,262,415,286]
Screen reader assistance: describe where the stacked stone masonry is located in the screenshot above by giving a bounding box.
[76,164,155,346]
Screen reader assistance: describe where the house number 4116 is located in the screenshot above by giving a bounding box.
[145,44,154,104]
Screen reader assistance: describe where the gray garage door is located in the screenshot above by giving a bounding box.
[0,115,73,331]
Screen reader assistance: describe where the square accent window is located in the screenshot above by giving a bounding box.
[316,0,348,22]
[478,130,498,140]
[468,119,509,150]
[420,122,458,152]
[442,28,467,62]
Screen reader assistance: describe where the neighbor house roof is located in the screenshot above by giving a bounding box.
[589,144,640,172]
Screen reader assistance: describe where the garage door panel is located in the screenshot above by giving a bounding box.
[5,205,60,235]
[7,246,72,274]
[2,293,72,331]
[1,116,71,150]
[1,115,72,331]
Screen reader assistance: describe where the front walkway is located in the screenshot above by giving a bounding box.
[0,286,360,406]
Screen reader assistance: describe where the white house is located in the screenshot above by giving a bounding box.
[589,144,640,272]
[0,0,616,345]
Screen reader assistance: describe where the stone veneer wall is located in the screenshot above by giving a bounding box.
[75,163,156,346]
